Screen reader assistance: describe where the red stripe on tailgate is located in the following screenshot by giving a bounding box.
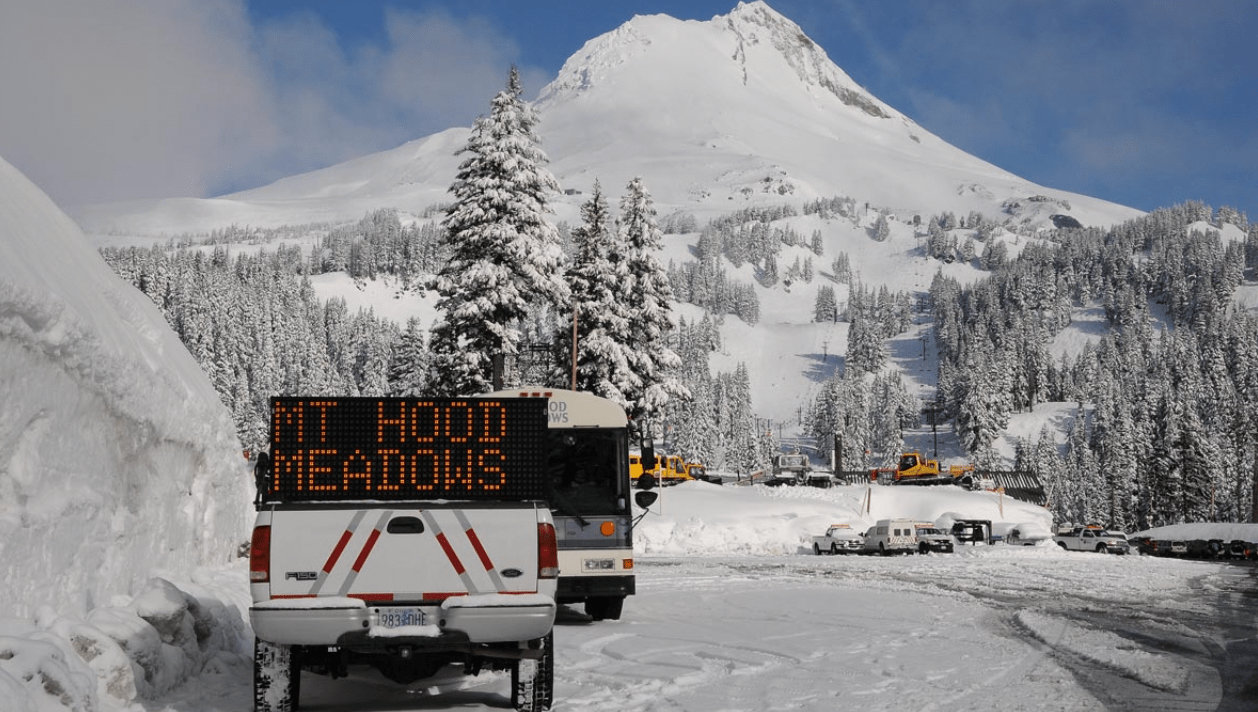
[324,530,354,573]
[464,527,495,571]
[435,532,467,575]
[351,528,382,573]
[349,593,394,602]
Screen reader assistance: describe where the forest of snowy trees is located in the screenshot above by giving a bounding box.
[96,237,767,472]
[99,198,1258,529]
[810,203,1258,530]
[925,202,1258,530]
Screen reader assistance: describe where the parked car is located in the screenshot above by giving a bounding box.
[1053,524,1129,554]
[914,524,954,554]
[1224,540,1254,559]
[811,524,864,555]
[1186,539,1224,559]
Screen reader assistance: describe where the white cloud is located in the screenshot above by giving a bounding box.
[0,0,542,209]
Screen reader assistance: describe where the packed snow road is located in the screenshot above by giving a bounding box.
[150,548,1258,712]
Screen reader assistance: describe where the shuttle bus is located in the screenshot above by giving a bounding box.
[485,387,644,621]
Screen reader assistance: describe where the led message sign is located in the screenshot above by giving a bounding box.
[265,397,548,502]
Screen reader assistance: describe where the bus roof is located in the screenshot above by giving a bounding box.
[484,387,628,428]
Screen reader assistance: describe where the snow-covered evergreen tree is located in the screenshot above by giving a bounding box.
[814,285,837,323]
[388,317,429,396]
[663,316,720,468]
[872,212,890,241]
[618,176,688,420]
[426,67,569,396]
[845,313,884,375]
[719,363,760,476]
[555,180,637,404]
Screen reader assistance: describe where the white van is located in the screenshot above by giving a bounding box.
[863,518,919,555]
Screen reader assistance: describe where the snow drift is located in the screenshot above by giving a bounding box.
[0,153,254,709]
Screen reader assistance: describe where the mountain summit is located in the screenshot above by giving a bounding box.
[539,1,892,120]
[75,1,1139,235]
[535,0,1131,224]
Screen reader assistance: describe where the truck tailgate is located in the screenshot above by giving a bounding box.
[266,504,542,601]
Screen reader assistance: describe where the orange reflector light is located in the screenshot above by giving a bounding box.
[623,558,634,570]
[600,521,616,536]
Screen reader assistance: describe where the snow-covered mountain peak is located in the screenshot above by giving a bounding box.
[76,1,1142,236]
[537,1,892,122]
[722,0,890,117]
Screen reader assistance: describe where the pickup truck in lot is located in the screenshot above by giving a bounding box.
[1053,524,1129,554]
[914,524,955,554]
[812,524,864,554]
[249,396,559,712]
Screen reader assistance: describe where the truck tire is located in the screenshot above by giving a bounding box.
[1096,544,1107,553]
[1057,541,1068,550]
[512,632,554,711]
[254,638,299,712]
[829,543,838,555]
[813,542,822,555]
[586,596,624,621]
[879,543,887,556]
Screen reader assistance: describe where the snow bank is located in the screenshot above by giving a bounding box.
[634,479,1053,556]
[0,155,254,710]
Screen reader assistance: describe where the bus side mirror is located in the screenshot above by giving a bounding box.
[635,491,658,509]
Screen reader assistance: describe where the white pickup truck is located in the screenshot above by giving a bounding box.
[913,524,955,554]
[1053,524,1130,554]
[812,524,864,554]
[249,397,559,712]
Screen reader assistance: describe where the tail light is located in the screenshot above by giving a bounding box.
[537,522,559,579]
[250,525,271,583]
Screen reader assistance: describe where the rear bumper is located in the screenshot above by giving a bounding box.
[251,598,555,647]
[557,574,635,602]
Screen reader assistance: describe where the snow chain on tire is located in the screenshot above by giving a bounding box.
[512,631,554,711]
[254,638,299,712]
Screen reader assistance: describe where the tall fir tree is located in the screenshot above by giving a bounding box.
[814,285,837,323]
[426,67,569,396]
[388,317,429,396]
[845,313,884,375]
[555,180,637,404]
[618,176,688,420]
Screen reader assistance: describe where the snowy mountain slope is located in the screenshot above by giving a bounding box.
[535,1,1122,224]
[68,1,1156,454]
[73,1,1141,237]
[0,153,252,620]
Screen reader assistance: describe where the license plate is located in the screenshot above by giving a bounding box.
[376,607,425,628]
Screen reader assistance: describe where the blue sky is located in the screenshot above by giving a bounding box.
[1,0,1253,221]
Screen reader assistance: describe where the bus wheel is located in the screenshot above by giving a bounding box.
[586,596,624,621]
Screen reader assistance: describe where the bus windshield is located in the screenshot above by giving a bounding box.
[547,429,628,516]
